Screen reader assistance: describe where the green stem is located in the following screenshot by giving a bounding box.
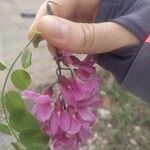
[1,52,22,141]
[56,49,62,76]
[1,34,38,141]
[60,68,73,77]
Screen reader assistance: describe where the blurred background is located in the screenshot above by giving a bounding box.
[0,0,150,149]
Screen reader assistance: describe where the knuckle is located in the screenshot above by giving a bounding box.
[80,23,95,51]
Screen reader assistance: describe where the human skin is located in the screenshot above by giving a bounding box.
[28,0,139,54]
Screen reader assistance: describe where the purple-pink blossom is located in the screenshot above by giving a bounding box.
[21,54,102,150]
[21,90,53,123]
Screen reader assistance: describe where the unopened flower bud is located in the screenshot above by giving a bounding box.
[42,86,53,97]
[55,100,63,115]
[67,106,76,119]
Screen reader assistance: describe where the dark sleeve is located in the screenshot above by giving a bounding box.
[121,43,150,103]
[95,0,150,102]
[110,0,150,43]
[96,0,150,42]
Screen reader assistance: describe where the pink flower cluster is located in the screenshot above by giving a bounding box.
[22,53,102,150]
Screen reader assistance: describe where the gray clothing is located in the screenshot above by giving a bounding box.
[95,0,150,102]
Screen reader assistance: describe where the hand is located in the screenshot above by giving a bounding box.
[28,0,139,54]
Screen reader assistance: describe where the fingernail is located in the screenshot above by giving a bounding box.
[43,16,68,39]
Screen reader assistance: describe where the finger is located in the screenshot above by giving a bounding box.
[37,15,139,54]
[28,1,47,39]
[47,43,57,56]
[28,0,77,39]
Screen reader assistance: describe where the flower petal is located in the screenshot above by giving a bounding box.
[53,137,79,150]
[79,128,89,143]
[82,55,95,65]
[21,90,52,104]
[78,108,95,122]
[79,96,102,108]
[74,69,90,79]
[85,75,101,93]
[79,64,95,74]
[42,123,51,136]
[59,80,77,107]
[70,56,81,66]
[42,86,53,97]
[68,119,81,134]
[50,111,59,135]
[21,90,39,100]
[59,111,71,132]
[77,116,91,130]
[32,103,53,122]
[69,78,85,101]
[35,95,52,104]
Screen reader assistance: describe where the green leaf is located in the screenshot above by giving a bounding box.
[19,129,49,147]
[21,48,32,69]
[0,123,11,135]
[9,109,40,132]
[11,69,31,90]
[0,61,7,71]
[4,91,25,113]
[11,143,21,150]
[32,31,42,48]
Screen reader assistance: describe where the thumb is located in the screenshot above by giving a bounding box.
[37,15,139,54]
[37,15,103,54]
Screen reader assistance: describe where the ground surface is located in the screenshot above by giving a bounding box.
[0,0,57,90]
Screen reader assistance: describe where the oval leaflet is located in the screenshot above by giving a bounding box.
[11,69,31,90]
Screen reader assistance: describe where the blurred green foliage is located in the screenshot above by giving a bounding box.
[83,71,150,150]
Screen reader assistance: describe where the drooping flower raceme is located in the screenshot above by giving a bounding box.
[22,52,102,150]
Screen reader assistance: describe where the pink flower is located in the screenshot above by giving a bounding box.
[66,106,81,134]
[59,76,86,106]
[59,52,96,74]
[43,104,81,136]
[77,108,95,122]
[83,74,101,93]
[42,86,53,97]
[74,68,91,79]
[42,100,63,136]
[22,53,102,150]
[52,135,79,150]
[69,55,96,74]
[21,90,53,122]
[78,127,90,143]
[78,95,102,108]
